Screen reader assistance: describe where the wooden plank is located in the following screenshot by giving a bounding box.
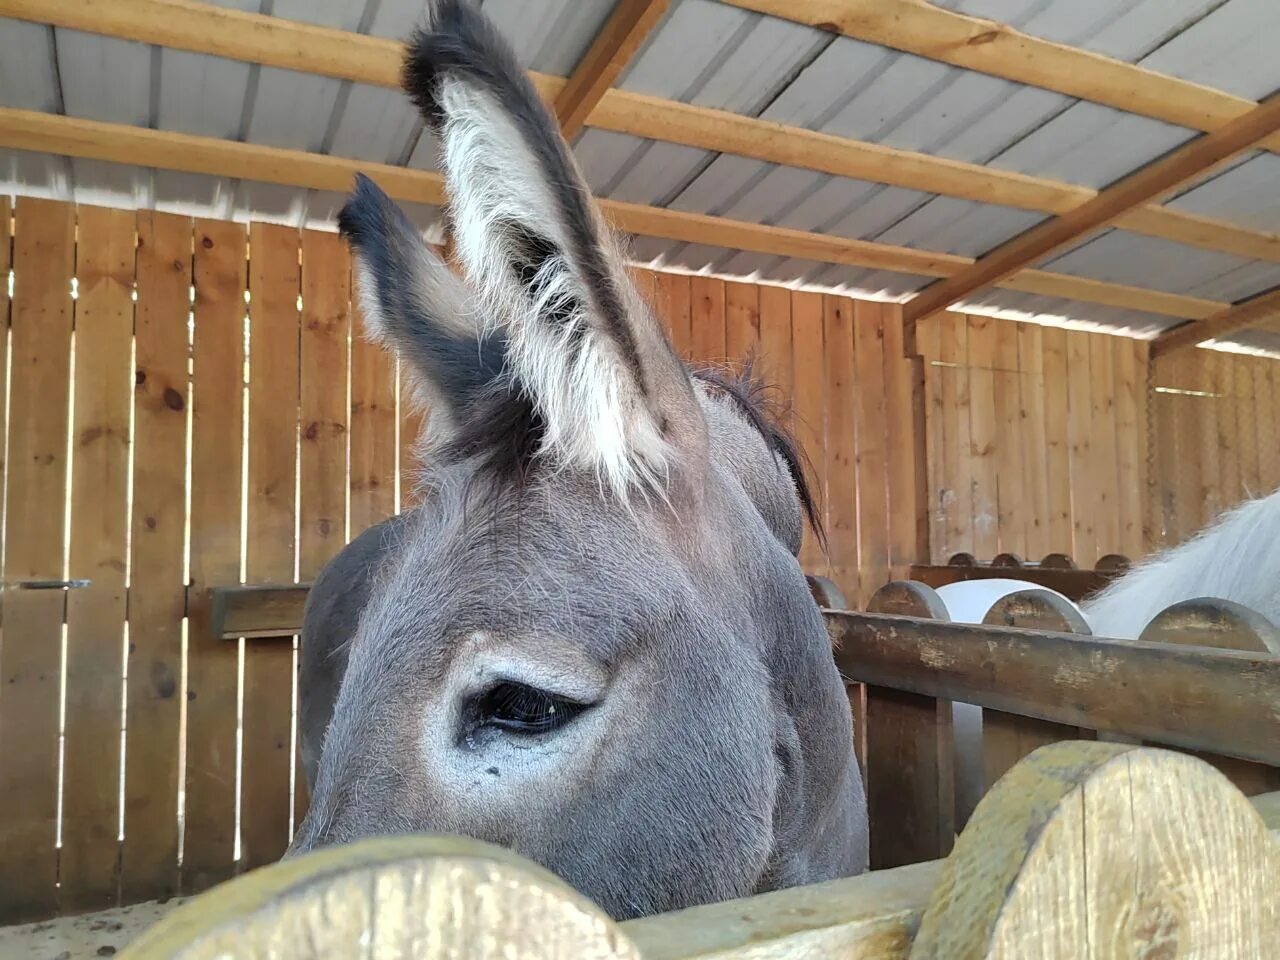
[1254,357,1279,498]
[653,271,691,360]
[553,0,671,138]
[1132,340,1153,555]
[882,305,919,576]
[1113,337,1143,560]
[349,293,397,538]
[964,315,998,561]
[16,0,1280,267]
[61,204,134,913]
[828,611,1280,766]
[0,108,1229,327]
[1214,352,1242,511]
[1089,335,1120,556]
[1153,287,1280,356]
[688,276,726,366]
[240,222,300,872]
[755,285,792,416]
[1016,323,1050,560]
[791,293,827,574]
[723,280,759,365]
[211,585,312,641]
[722,1,1280,155]
[1167,353,1207,544]
[0,197,73,921]
[864,686,954,870]
[992,319,1025,559]
[1065,331,1096,565]
[183,218,247,894]
[1239,358,1262,501]
[1040,327,1072,555]
[903,88,1280,322]
[121,211,191,903]
[908,564,1119,604]
[823,297,859,603]
[853,300,889,604]
[1193,353,1221,534]
[916,317,946,563]
[0,196,7,601]
[938,313,973,559]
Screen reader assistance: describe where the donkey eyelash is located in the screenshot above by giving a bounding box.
[470,681,590,736]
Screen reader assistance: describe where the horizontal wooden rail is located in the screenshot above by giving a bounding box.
[907,564,1121,603]
[828,610,1280,766]
[210,584,311,639]
[0,109,1226,324]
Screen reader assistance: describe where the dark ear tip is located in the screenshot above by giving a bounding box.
[337,174,394,246]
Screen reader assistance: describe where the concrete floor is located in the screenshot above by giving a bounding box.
[0,899,183,959]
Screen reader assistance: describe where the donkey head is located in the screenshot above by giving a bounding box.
[290,0,867,919]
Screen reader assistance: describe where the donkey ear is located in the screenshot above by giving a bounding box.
[402,0,705,496]
[338,173,504,443]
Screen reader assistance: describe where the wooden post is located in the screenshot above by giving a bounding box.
[863,582,956,869]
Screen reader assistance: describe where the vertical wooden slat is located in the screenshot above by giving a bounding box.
[992,319,1025,558]
[939,313,973,559]
[0,198,74,921]
[883,305,919,576]
[724,280,760,364]
[864,685,955,870]
[965,314,998,561]
[689,276,726,366]
[1113,337,1143,560]
[916,317,946,562]
[1065,331,1096,566]
[853,300,888,605]
[792,292,826,574]
[1090,335,1119,556]
[756,285,793,413]
[122,211,191,903]
[822,296,858,602]
[1016,323,1051,560]
[1132,340,1153,555]
[61,205,134,912]
[240,223,300,871]
[1040,327,1072,556]
[349,282,397,537]
[297,231,351,825]
[1192,352,1220,535]
[1166,353,1204,546]
[654,272,691,358]
[1254,357,1279,499]
[183,219,247,894]
[1214,352,1242,511]
[1238,358,1262,502]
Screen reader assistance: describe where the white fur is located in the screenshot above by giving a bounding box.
[1082,488,1280,638]
[434,79,672,498]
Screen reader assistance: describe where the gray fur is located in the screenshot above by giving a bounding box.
[289,0,867,921]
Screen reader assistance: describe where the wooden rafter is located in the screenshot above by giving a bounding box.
[1151,287,1280,357]
[723,0,1280,154]
[0,108,1224,323]
[903,92,1280,326]
[5,0,1279,265]
[554,0,670,139]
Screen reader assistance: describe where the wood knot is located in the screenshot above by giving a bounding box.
[163,387,185,411]
[200,235,214,249]
[968,29,999,45]
[135,369,147,386]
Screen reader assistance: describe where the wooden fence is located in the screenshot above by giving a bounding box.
[916,313,1149,567]
[0,197,921,922]
[1149,344,1280,548]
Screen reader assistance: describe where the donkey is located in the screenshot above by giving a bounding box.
[288,0,868,920]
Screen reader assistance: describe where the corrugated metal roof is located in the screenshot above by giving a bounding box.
[2,0,1278,346]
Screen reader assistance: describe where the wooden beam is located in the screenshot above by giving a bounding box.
[903,92,1280,325]
[5,0,1278,265]
[0,108,1225,323]
[828,610,1280,766]
[210,584,312,640]
[1151,286,1280,357]
[723,0,1280,154]
[554,0,670,139]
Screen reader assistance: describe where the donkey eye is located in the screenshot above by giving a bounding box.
[476,681,587,735]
